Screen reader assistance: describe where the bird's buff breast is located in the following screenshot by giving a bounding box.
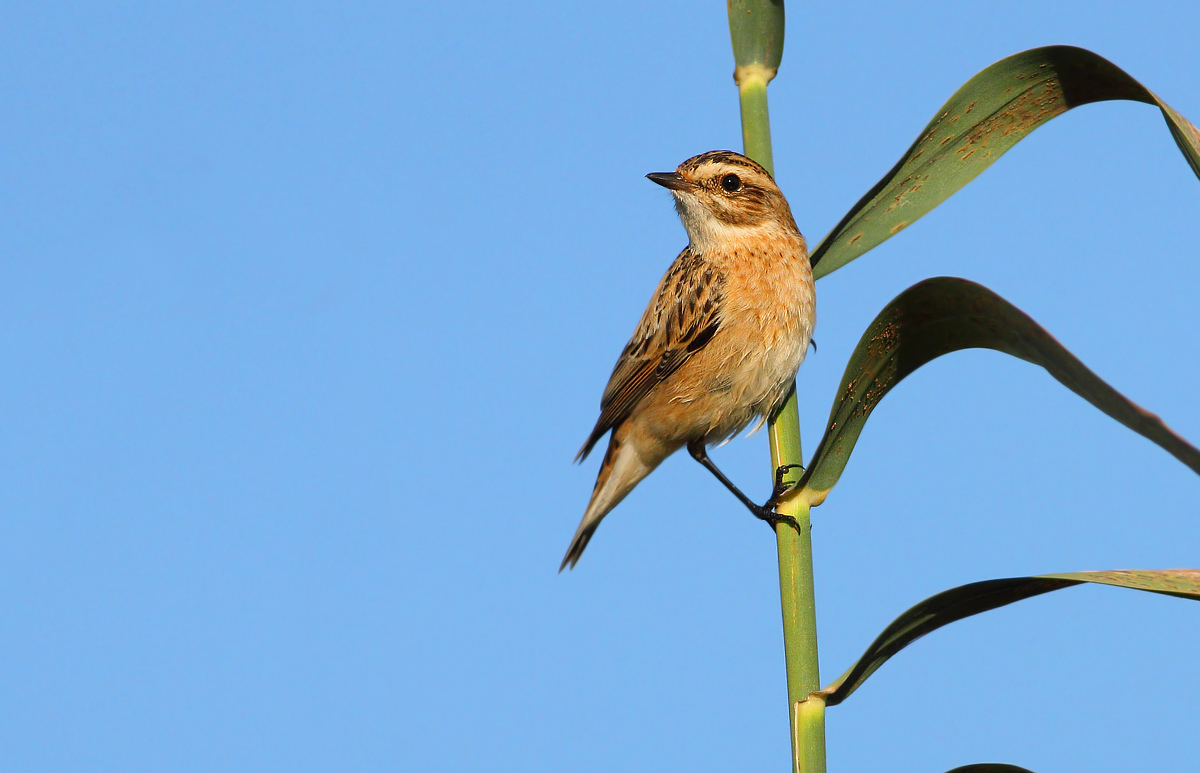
[642,240,814,446]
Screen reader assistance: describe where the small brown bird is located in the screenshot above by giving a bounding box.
[561,150,815,571]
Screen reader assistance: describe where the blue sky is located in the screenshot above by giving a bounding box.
[2,2,1199,771]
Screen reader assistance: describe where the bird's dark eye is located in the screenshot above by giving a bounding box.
[720,173,742,192]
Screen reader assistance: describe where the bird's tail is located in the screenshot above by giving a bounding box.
[560,424,654,572]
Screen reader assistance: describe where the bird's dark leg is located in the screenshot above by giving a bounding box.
[686,440,800,531]
[686,440,759,513]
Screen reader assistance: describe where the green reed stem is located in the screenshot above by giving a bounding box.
[737,67,826,773]
[738,77,775,174]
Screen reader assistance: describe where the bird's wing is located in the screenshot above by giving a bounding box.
[576,250,725,461]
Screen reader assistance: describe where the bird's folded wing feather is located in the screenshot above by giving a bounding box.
[576,250,725,461]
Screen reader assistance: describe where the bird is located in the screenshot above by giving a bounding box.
[561,150,815,571]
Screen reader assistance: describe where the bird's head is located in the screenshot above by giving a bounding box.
[646,150,801,252]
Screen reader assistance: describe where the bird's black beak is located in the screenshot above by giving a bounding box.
[646,171,694,192]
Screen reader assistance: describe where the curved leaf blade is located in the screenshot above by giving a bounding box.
[809,45,1200,279]
[946,766,1037,773]
[792,277,1200,506]
[819,569,1200,707]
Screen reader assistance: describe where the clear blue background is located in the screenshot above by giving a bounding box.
[2,2,1199,771]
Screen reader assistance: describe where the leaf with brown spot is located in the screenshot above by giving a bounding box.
[791,277,1200,504]
[818,569,1200,707]
[809,46,1200,279]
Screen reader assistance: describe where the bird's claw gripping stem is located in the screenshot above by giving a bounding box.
[757,463,804,532]
[767,463,804,507]
[749,503,801,532]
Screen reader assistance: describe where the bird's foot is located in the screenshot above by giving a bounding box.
[767,463,805,508]
[749,501,801,532]
[753,463,805,532]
